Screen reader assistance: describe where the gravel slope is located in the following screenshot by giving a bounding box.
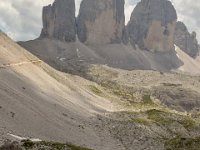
[0,33,124,150]
[1,33,200,150]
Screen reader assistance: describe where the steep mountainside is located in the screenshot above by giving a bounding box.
[1,0,200,149]
[19,38,182,73]
[0,32,124,150]
[19,0,185,73]
[1,32,200,150]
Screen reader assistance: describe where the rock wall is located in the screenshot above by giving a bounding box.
[38,0,200,58]
[126,0,177,52]
[175,21,199,58]
[77,0,125,45]
[40,0,76,42]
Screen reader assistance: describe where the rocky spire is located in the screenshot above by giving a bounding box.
[126,0,177,52]
[77,0,125,45]
[40,0,76,42]
[175,21,199,58]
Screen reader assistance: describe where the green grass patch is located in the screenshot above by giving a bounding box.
[20,140,92,150]
[67,143,92,150]
[146,109,174,125]
[88,85,102,95]
[165,136,200,150]
[131,117,150,125]
[100,80,120,90]
[178,117,197,130]
[101,81,136,100]
[146,109,198,130]
[22,140,35,149]
[112,89,135,101]
[142,95,154,105]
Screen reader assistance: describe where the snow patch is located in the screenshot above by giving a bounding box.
[7,133,42,142]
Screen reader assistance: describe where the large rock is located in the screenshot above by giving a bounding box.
[77,0,125,45]
[175,21,199,58]
[127,0,177,52]
[40,0,76,42]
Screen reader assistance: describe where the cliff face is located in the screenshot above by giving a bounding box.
[77,0,125,45]
[38,0,200,59]
[40,0,76,42]
[175,21,199,58]
[126,0,177,52]
[21,0,183,72]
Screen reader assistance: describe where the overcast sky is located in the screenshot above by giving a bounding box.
[0,0,199,42]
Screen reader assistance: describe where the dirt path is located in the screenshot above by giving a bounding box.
[0,60,42,69]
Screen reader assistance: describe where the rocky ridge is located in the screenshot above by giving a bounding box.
[175,21,200,58]
[39,0,199,55]
[18,0,200,75]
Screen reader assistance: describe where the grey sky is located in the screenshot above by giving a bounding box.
[0,0,199,42]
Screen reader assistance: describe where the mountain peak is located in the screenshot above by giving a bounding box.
[77,0,125,45]
[126,0,177,52]
[40,0,76,42]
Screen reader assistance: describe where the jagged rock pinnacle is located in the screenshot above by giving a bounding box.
[77,0,125,45]
[175,21,199,58]
[126,0,177,52]
[40,0,76,42]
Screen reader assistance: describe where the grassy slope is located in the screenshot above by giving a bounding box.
[84,64,200,149]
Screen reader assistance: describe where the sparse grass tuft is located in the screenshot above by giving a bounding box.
[131,117,150,125]
[146,109,174,125]
[22,140,35,149]
[165,136,200,150]
[146,109,198,130]
[112,89,135,101]
[88,85,102,95]
[67,143,92,150]
[20,140,92,150]
[178,117,197,130]
[142,95,154,105]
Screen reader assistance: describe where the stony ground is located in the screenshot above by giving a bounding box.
[83,64,200,149]
[1,33,200,150]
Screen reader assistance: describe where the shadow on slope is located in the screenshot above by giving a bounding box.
[19,38,183,75]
